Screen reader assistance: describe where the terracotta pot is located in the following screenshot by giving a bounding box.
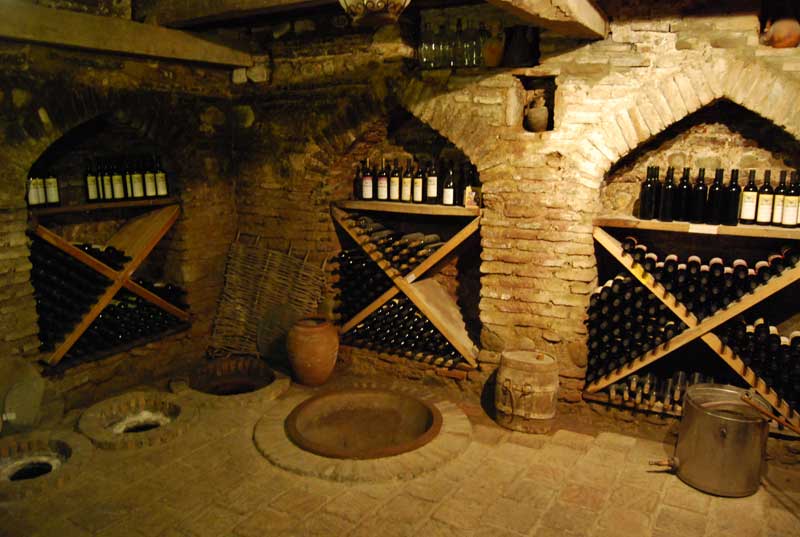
[286,317,339,386]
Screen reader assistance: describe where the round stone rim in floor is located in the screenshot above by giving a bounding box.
[0,430,92,501]
[78,390,197,450]
[254,381,472,482]
[170,356,290,408]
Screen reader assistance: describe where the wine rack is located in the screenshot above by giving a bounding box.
[585,221,800,431]
[331,201,480,368]
[28,198,189,366]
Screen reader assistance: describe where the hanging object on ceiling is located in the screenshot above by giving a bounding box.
[338,0,410,27]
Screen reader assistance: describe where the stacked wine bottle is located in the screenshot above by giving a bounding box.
[718,318,800,411]
[29,235,113,352]
[340,296,464,367]
[603,370,718,415]
[340,213,444,275]
[623,237,798,321]
[63,290,184,362]
[585,274,688,384]
[331,247,395,320]
[639,166,800,227]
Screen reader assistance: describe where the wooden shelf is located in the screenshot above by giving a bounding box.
[331,205,480,368]
[335,200,480,217]
[586,224,800,430]
[32,204,188,365]
[29,197,179,218]
[582,391,683,418]
[594,215,800,241]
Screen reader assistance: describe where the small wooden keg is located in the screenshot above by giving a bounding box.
[494,350,558,433]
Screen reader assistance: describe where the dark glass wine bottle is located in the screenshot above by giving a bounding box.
[723,169,741,226]
[706,169,725,225]
[639,166,656,220]
[401,159,413,203]
[740,169,758,225]
[84,159,99,203]
[780,171,798,228]
[690,168,707,223]
[756,170,774,225]
[675,167,692,221]
[412,163,425,204]
[361,158,374,201]
[425,161,439,205]
[389,159,401,201]
[772,170,787,226]
[442,162,456,205]
[376,158,389,201]
[658,167,676,221]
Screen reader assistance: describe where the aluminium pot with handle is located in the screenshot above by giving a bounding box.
[674,383,769,497]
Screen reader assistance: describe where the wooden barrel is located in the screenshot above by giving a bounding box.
[494,350,558,433]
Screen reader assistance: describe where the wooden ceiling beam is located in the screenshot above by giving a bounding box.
[485,0,608,39]
[0,0,254,67]
[151,0,338,28]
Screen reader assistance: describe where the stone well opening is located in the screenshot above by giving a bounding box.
[188,356,276,397]
[0,439,70,484]
[285,388,443,459]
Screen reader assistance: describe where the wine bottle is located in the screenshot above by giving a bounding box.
[144,158,157,198]
[675,167,692,221]
[376,158,389,201]
[44,174,60,207]
[400,159,413,203]
[412,163,425,204]
[84,159,99,203]
[425,161,439,205]
[361,158,374,201]
[389,159,401,201]
[639,166,656,220]
[723,169,741,226]
[658,167,676,221]
[706,169,725,225]
[131,159,145,199]
[772,170,787,226]
[442,162,456,205]
[756,170,774,225]
[782,171,799,228]
[102,161,114,201]
[740,169,758,225]
[352,163,362,200]
[155,156,169,197]
[690,168,707,223]
[111,160,126,200]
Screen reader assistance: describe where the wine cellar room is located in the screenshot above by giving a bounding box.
[1,0,800,535]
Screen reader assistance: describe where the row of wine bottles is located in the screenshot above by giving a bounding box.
[585,274,688,380]
[84,156,170,203]
[718,319,800,410]
[603,370,719,414]
[76,243,132,271]
[63,290,183,361]
[330,248,394,319]
[26,175,61,207]
[638,166,800,227]
[339,295,464,367]
[353,158,481,207]
[623,238,798,320]
[418,19,491,70]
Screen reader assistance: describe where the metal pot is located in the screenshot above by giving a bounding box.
[674,384,769,497]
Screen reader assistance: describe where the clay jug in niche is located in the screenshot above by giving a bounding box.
[482,21,505,68]
[286,317,339,386]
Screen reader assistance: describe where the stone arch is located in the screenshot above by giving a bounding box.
[566,54,800,189]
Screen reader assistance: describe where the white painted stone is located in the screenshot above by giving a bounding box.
[615,109,639,148]
[659,77,689,122]
[673,73,701,112]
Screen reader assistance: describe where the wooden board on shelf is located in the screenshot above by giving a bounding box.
[339,287,400,334]
[335,200,480,217]
[30,197,179,218]
[123,280,190,322]
[107,205,180,277]
[33,225,119,280]
[594,215,800,241]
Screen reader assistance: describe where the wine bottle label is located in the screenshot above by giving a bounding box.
[131,173,144,198]
[756,194,774,223]
[401,177,412,201]
[27,180,40,206]
[443,188,454,205]
[413,178,423,202]
[426,176,438,197]
[112,174,125,199]
[377,177,388,199]
[782,196,798,225]
[34,178,46,205]
[144,172,157,197]
[45,177,59,203]
[772,194,784,224]
[86,175,98,200]
[103,176,113,199]
[156,172,168,196]
[740,191,757,220]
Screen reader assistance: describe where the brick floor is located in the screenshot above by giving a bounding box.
[1,382,799,537]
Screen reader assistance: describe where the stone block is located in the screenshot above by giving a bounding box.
[232,68,247,85]
[551,429,595,451]
[673,73,702,112]
[644,87,675,127]
[659,77,689,122]
[654,505,707,537]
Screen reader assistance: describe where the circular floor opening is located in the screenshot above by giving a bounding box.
[189,357,276,397]
[10,461,52,481]
[0,439,70,484]
[285,389,443,459]
[109,409,175,435]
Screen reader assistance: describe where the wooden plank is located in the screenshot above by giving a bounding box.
[0,1,253,67]
[336,200,480,217]
[30,197,179,218]
[593,215,800,241]
[485,0,607,39]
[106,205,180,279]
[123,280,190,322]
[339,287,400,334]
[405,217,480,284]
[397,278,478,367]
[33,225,119,281]
[153,0,336,28]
